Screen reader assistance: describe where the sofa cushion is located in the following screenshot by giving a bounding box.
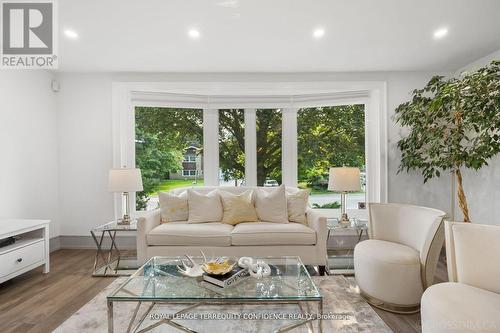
[187,189,223,223]
[231,222,316,246]
[158,191,188,222]
[220,189,258,225]
[147,222,233,246]
[422,282,500,333]
[254,185,288,223]
[286,188,310,224]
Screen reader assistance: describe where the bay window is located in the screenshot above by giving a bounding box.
[117,85,385,215]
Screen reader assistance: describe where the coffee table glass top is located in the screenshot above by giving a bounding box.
[108,256,321,302]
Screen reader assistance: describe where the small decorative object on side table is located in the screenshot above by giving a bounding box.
[327,217,368,275]
[108,168,143,225]
[91,220,139,276]
[328,167,361,227]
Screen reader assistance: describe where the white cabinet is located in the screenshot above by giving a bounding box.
[0,220,50,284]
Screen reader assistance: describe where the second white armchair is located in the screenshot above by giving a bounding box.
[421,221,500,333]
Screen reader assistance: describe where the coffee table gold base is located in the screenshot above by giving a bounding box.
[107,299,324,333]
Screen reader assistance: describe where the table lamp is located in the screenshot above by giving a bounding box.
[108,168,143,225]
[328,167,361,226]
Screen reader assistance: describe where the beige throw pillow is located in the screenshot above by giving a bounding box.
[254,184,288,223]
[220,190,258,225]
[287,189,310,224]
[187,189,223,223]
[159,191,188,223]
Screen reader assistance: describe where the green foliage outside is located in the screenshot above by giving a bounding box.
[135,105,366,210]
[297,105,365,190]
[312,202,341,209]
[219,109,245,185]
[256,109,283,185]
[135,107,203,210]
[154,179,205,193]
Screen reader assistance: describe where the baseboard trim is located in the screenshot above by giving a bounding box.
[49,236,61,252]
[50,235,136,251]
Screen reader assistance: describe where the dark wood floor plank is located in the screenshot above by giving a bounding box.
[0,249,116,333]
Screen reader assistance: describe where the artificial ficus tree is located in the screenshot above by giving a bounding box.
[395,61,500,222]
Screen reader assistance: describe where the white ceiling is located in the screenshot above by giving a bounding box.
[58,0,500,72]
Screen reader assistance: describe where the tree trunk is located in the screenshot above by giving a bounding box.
[455,169,470,222]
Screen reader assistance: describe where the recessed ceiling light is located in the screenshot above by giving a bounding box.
[188,29,200,39]
[313,28,325,39]
[433,27,448,39]
[64,29,79,39]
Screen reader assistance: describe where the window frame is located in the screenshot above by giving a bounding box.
[112,82,387,218]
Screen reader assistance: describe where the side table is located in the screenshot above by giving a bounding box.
[90,220,139,277]
[327,218,368,274]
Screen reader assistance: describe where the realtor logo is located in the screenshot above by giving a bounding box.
[1,0,58,68]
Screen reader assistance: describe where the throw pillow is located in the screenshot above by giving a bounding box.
[158,191,188,223]
[187,189,223,223]
[254,184,288,223]
[220,190,258,225]
[286,189,310,224]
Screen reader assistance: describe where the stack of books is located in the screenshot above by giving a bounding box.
[202,266,250,288]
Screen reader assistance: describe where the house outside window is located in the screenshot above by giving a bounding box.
[172,146,203,180]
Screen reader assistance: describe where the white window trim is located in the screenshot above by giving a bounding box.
[112,81,387,218]
[244,108,257,186]
[282,108,298,187]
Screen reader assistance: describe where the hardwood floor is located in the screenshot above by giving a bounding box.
[0,249,448,333]
[0,250,116,333]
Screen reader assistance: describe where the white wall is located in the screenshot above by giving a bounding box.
[455,49,500,75]
[56,74,115,235]
[56,71,454,235]
[0,70,60,237]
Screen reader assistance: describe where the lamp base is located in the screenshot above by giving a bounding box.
[339,213,350,228]
[117,215,131,225]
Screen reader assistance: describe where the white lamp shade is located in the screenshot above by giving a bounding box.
[328,167,361,192]
[108,168,144,192]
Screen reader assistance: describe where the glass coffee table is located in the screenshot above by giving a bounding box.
[107,256,323,333]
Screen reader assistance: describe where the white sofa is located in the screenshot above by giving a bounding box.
[136,186,328,272]
[421,221,500,333]
[353,203,446,313]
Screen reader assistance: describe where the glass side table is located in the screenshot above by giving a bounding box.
[326,217,368,275]
[90,220,139,277]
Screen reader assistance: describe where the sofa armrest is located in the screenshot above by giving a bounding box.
[136,209,161,264]
[306,208,328,266]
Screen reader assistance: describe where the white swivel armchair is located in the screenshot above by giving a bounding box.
[354,203,446,313]
[421,222,500,333]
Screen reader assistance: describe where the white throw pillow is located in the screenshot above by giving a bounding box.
[287,189,310,224]
[158,191,188,223]
[187,189,223,223]
[254,184,288,223]
[220,190,258,225]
